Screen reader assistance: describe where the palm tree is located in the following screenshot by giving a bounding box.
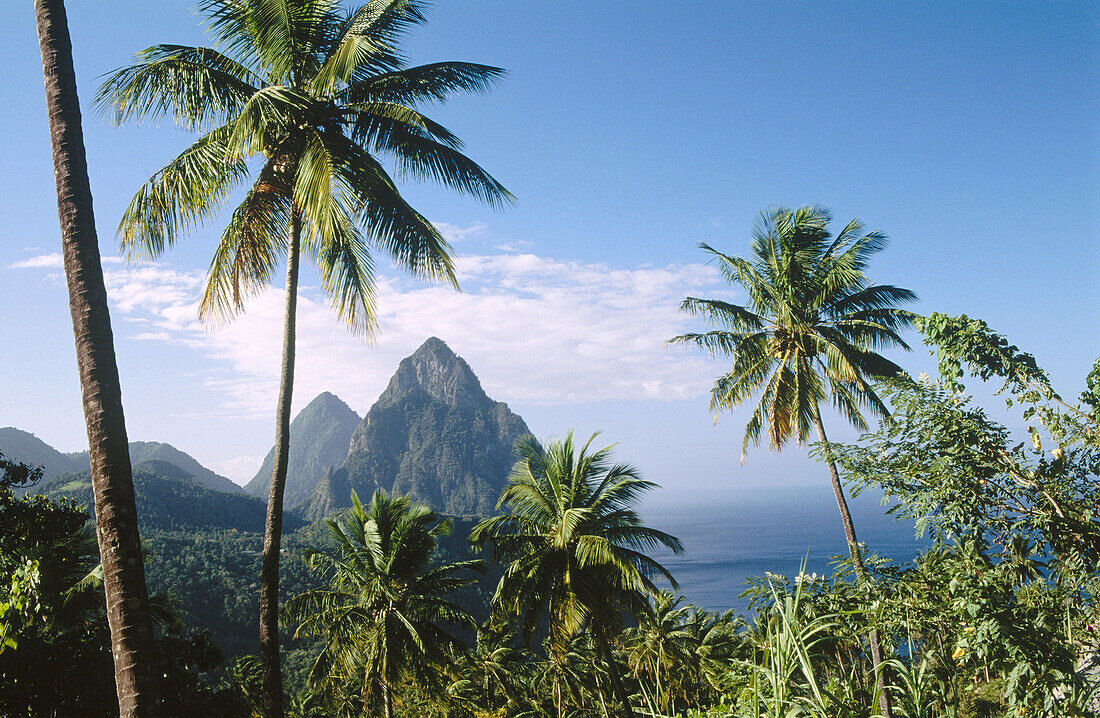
[624,592,693,714]
[283,489,480,718]
[624,593,742,714]
[670,205,917,716]
[33,2,157,715]
[445,622,531,713]
[95,2,511,713]
[470,432,684,718]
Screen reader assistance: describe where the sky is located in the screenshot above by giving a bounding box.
[1,2,1097,500]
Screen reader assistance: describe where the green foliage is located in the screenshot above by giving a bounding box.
[41,461,303,534]
[471,433,682,649]
[671,205,916,459]
[96,0,512,333]
[283,489,481,715]
[471,432,683,716]
[0,453,244,716]
[623,592,743,715]
[830,380,1100,566]
[1083,358,1100,427]
[828,323,1100,715]
[915,312,1097,447]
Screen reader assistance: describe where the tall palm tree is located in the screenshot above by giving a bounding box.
[33,1,157,715]
[283,489,480,718]
[470,432,684,718]
[95,2,510,713]
[670,205,916,716]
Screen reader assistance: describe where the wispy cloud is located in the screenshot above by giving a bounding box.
[79,248,733,419]
[8,252,125,270]
[209,454,266,486]
[8,253,62,269]
[435,221,488,244]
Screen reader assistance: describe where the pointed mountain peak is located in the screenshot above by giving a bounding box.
[300,391,356,417]
[243,391,360,504]
[379,337,487,407]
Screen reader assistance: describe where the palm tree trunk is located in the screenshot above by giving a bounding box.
[260,210,302,718]
[810,405,892,718]
[595,626,636,718]
[33,2,157,715]
[381,682,393,718]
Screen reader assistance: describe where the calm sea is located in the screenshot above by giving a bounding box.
[640,485,928,616]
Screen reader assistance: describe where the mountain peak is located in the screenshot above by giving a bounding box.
[243,391,360,505]
[379,337,486,407]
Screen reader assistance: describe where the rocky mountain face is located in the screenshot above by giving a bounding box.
[300,337,530,520]
[244,391,360,508]
[0,428,242,494]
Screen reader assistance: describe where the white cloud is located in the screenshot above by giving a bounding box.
[8,252,62,269]
[84,248,734,419]
[8,252,125,270]
[209,454,266,486]
[435,221,487,244]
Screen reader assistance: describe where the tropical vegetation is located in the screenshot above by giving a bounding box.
[670,205,917,714]
[283,489,481,717]
[470,432,684,717]
[16,1,1098,717]
[33,1,157,714]
[94,0,511,713]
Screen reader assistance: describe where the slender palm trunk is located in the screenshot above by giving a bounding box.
[595,626,636,718]
[260,211,302,718]
[810,406,891,718]
[381,682,393,718]
[34,2,157,715]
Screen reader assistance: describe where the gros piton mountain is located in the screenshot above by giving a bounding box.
[299,337,530,519]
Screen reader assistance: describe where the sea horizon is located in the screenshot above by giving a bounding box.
[640,483,928,615]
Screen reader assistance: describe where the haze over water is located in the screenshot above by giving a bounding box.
[642,485,928,615]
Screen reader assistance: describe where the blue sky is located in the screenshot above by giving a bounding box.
[1,2,1096,497]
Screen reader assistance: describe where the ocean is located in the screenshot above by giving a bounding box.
[640,484,929,616]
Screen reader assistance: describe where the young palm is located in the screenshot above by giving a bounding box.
[470,432,683,718]
[95,2,510,713]
[623,592,694,714]
[283,489,480,718]
[670,205,916,715]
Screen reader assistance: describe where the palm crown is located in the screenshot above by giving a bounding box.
[470,433,683,648]
[96,0,512,332]
[672,205,917,460]
[283,489,480,711]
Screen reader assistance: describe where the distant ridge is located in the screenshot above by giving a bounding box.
[301,337,530,520]
[0,427,243,494]
[243,391,360,507]
[0,427,86,483]
[42,460,299,533]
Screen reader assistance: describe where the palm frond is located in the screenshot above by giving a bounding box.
[96,44,262,130]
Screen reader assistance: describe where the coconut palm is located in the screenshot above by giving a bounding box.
[283,489,480,718]
[624,593,742,714]
[33,1,157,714]
[445,622,531,713]
[95,2,510,713]
[624,592,694,714]
[470,432,683,718]
[670,205,917,715]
